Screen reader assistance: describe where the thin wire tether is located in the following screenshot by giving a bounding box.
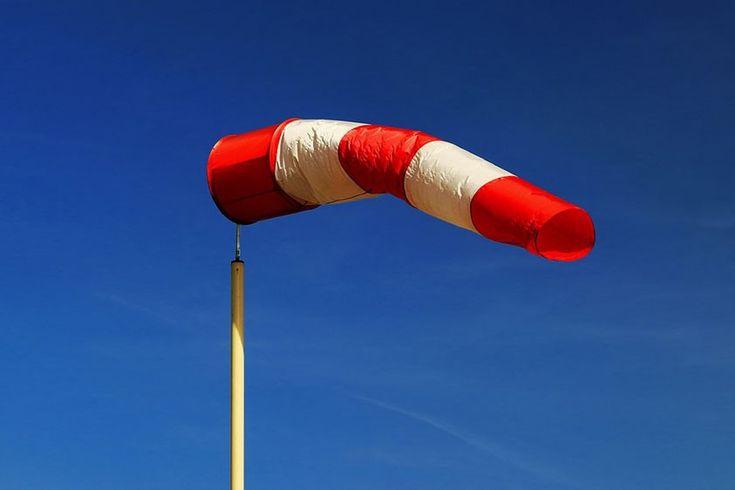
[235,223,241,261]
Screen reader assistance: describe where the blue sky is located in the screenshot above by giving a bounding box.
[1,1,734,489]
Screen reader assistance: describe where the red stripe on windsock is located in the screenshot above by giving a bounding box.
[470,176,595,261]
[207,120,315,224]
[338,125,438,200]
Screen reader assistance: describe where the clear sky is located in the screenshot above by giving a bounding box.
[1,1,733,489]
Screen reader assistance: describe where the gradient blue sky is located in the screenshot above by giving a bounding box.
[1,1,734,489]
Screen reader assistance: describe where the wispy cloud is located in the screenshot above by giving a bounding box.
[696,214,735,230]
[94,290,223,332]
[353,395,587,489]
[88,291,226,361]
[96,291,181,327]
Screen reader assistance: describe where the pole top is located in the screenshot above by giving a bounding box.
[234,223,241,261]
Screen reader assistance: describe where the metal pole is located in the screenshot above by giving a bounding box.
[231,224,244,490]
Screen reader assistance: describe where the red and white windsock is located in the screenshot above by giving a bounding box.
[207,119,595,261]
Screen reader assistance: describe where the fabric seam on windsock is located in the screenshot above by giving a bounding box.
[268,118,316,211]
[337,124,440,201]
[274,119,377,206]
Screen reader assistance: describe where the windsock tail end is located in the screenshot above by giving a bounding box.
[471,176,595,262]
[533,207,595,261]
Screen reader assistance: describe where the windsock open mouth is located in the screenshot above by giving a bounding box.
[207,119,596,261]
[534,207,595,261]
[468,175,595,262]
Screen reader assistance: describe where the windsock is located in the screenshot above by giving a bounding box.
[207,119,595,261]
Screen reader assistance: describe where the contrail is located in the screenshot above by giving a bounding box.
[353,395,583,489]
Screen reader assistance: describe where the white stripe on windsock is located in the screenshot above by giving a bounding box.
[403,140,513,232]
[274,119,376,205]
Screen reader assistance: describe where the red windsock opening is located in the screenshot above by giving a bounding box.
[470,176,595,261]
[534,207,595,261]
[207,119,314,224]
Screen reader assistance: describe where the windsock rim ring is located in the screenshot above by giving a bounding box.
[206,135,257,225]
[532,207,596,261]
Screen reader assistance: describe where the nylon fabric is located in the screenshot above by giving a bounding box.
[404,140,512,231]
[275,119,377,205]
[338,125,438,200]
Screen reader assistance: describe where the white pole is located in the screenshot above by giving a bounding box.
[231,225,244,490]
